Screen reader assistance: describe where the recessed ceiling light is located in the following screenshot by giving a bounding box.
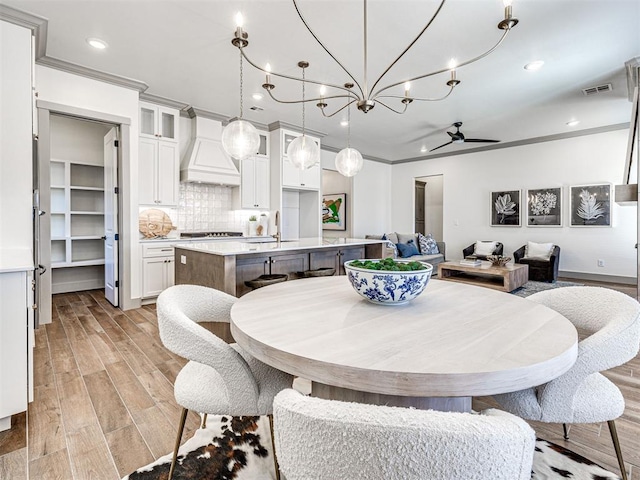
[524,60,544,71]
[566,120,580,127]
[252,93,263,100]
[86,38,108,50]
[420,146,428,153]
[340,120,349,127]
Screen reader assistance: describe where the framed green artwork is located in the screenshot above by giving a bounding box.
[322,193,346,230]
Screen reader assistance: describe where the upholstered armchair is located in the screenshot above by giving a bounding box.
[463,241,504,260]
[514,244,560,282]
[273,389,535,480]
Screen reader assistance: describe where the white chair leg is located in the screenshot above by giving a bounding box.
[169,407,189,480]
[607,420,628,480]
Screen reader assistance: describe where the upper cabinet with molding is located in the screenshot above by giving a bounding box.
[234,131,270,209]
[138,102,180,206]
[281,129,321,190]
[139,102,179,143]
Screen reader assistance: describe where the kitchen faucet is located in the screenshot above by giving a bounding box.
[272,210,281,246]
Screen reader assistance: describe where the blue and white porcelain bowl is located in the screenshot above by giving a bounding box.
[343,259,433,305]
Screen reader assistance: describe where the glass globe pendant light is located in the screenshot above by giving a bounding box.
[335,101,363,177]
[287,62,320,169]
[222,32,260,161]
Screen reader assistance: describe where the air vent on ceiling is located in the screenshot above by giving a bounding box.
[250,105,264,111]
[582,83,613,96]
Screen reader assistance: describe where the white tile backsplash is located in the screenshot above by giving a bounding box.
[176,183,248,233]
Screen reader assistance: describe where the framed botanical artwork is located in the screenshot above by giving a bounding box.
[526,187,562,227]
[322,193,346,230]
[491,190,521,226]
[570,183,612,227]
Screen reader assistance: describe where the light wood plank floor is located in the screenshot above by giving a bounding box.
[0,282,638,479]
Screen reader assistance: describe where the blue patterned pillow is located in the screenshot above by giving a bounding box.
[382,234,399,258]
[418,233,439,255]
[396,240,420,258]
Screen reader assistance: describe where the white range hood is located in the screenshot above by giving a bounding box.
[181,113,240,186]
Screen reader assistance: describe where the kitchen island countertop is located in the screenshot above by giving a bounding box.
[173,237,384,256]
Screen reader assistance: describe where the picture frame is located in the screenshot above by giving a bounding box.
[526,187,562,227]
[569,183,612,227]
[491,190,521,227]
[322,193,347,230]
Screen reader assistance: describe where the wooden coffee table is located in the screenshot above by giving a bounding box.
[438,261,528,292]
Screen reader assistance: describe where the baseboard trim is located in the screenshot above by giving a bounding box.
[52,279,104,294]
[559,270,637,286]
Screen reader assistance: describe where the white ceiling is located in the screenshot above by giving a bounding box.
[4,0,640,161]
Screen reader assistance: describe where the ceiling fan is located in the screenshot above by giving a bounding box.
[430,122,500,152]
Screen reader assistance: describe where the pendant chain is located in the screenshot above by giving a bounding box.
[347,102,351,148]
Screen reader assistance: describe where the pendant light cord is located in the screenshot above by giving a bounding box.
[347,102,351,148]
[239,49,244,119]
[301,66,306,136]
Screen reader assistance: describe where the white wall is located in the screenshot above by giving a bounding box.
[322,168,352,238]
[35,66,141,304]
[321,149,392,239]
[0,21,32,252]
[417,175,444,241]
[391,129,636,280]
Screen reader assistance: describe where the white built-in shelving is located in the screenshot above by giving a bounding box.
[50,159,105,269]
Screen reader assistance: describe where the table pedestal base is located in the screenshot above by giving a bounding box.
[311,382,471,412]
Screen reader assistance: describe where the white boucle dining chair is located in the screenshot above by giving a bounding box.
[273,389,536,480]
[493,286,640,480]
[157,284,294,480]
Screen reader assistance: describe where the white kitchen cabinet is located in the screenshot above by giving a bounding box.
[281,130,321,190]
[0,267,33,432]
[141,244,175,299]
[139,137,179,206]
[139,101,179,143]
[238,156,270,209]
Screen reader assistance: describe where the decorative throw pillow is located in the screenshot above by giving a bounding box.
[474,241,497,257]
[396,240,420,258]
[524,241,554,259]
[382,234,399,258]
[418,233,439,255]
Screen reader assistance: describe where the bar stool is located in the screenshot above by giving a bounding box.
[245,274,288,290]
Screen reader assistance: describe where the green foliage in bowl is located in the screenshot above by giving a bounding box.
[349,258,426,271]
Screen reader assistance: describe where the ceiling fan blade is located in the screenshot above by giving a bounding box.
[464,139,500,143]
[429,141,453,152]
[447,131,455,138]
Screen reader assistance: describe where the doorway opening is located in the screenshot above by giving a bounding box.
[415,175,443,241]
[36,109,122,325]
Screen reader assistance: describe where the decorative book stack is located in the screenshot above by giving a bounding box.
[460,258,481,267]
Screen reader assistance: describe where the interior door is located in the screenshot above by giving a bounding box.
[104,128,119,306]
[415,181,426,234]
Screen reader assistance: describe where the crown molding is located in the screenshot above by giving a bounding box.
[267,121,326,138]
[320,143,392,165]
[0,4,48,58]
[395,122,630,164]
[139,92,189,110]
[36,55,149,92]
[185,107,229,123]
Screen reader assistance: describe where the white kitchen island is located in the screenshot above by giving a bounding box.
[0,248,34,431]
[174,237,386,297]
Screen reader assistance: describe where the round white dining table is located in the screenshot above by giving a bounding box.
[230,276,578,412]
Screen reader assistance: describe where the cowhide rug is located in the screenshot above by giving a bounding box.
[123,416,621,480]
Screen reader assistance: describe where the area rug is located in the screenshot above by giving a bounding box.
[511,280,583,298]
[123,415,621,480]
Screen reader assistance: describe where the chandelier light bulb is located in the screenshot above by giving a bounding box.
[235,12,244,28]
[221,119,260,161]
[320,85,327,97]
[335,147,364,177]
[503,0,513,7]
[404,82,411,95]
[448,58,457,70]
[287,135,320,170]
[265,63,271,73]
